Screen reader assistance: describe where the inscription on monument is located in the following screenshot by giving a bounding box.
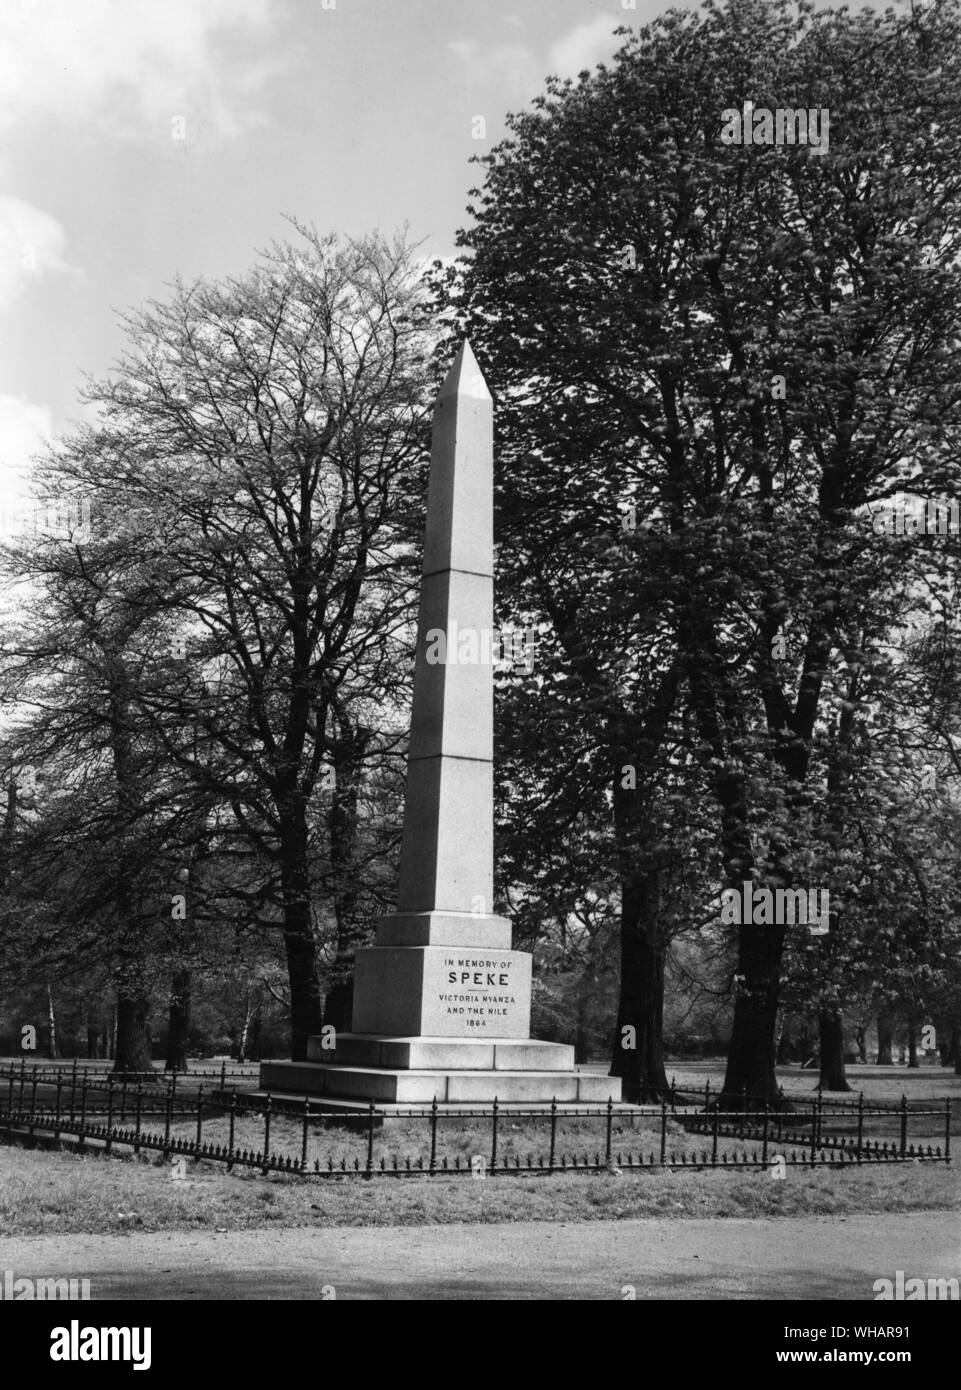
[439,955,516,1027]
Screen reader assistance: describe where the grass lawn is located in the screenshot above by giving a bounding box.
[1,1060,957,1236]
[0,1137,957,1237]
[664,1061,961,1105]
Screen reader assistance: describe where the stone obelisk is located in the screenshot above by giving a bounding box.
[350,340,531,1037]
[260,342,620,1106]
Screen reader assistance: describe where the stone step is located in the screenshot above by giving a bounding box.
[306,1033,575,1071]
[260,1061,621,1105]
[375,911,512,949]
[242,1090,633,1118]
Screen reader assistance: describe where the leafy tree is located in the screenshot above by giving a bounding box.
[2,228,434,1061]
[432,0,961,1101]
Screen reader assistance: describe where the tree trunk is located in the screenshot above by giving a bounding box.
[46,983,59,1059]
[328,720,372,1004]
[282,923,323,1060]
[719,922,785,1105]
[855,1026,868,1064]
[876,1009,895,1065]
[237,987,252,1062]
[906,1017,923,1067]
[610,871,669,1102]
[954,1017,961,1075]
[680,600,783,1108]
[114,993,152,1073]
[323,981,353,1034]
[818,1006,852,1091]
[574,972,594,1066]
[248,990,264,1062]
[278,809,324,1060]
[164,969,191,1072]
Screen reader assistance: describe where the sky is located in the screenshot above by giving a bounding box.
[0,0,681,508]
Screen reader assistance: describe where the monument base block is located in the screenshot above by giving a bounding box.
[352,945,532,1038]
[260,1052,621,1104]
[374,911,512,949]
[306,1032,575,1070]
[256,1031,622,1108]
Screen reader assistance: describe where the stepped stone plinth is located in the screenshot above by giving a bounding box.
[256,341,622,1111]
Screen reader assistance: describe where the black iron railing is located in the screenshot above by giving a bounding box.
[0,1061,951,1179]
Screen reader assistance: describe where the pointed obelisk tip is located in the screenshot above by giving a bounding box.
[437,338,491,403]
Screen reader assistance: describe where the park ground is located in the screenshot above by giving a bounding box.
[1,1062,958,1236]
[2,1063,958,1299]
[3,1211,959,1299]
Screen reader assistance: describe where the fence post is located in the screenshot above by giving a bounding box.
[195,1083,204,1151]
[429,1098,438,1176]
[105,1075,114,1154]
[605,1097,613,1165]
[220,1059,227,1092]
[119,1076,128,1124]
[815,1089,823,1149]
[262,1092,272,1173]
[69,1059,78,1120]
[6,1063,14,1111]
[18,1057,26,1110]
[78,1072,88,1151]
[490,1097,499,1176]
[549,1098,557,1173]
[659,1098,667,1166]
[899,1094,908,1158]
[26,1071,37,1139]
[945,1098,951,1164]
[163,1079,173,1160]
[810,1098,817,1167]
[227,1088,237,1170]
[301,1097,310,1171]
[704,1079,711,1112]
[711,1100,719,1165]
[134,1083,143,1155]
[761,1102,769,1168]
[365,1102,376,1179]
[54,1071,63,1141]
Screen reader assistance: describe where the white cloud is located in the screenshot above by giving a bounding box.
[0,393,53,505]
[0,197,72,310]
[448,39,478,63]
[0,0,281,143]
[548,15,624,77]
[447,35,535,85]
[448,14,627,91]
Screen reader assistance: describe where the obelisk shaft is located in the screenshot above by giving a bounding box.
[395,340,495,919]
[351,341,529,1036]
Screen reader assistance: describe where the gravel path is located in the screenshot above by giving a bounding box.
[3,1211,960,1299]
